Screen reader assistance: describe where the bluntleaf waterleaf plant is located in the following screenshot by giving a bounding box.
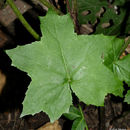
[6,10,130,122]
[75,0,126,35]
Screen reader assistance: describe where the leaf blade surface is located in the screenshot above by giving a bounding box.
[6,10,125,121]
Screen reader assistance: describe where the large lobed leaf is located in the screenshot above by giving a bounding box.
[6,10,127,122]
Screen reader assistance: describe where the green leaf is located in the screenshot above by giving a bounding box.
[64,106,81,120]
[76,0,126,35]
[72,118,86,130]
[113,54,130,86]
[124,90,130,104]
[6,10,124,122]
[103,37,125,69]
[64,105,88,130]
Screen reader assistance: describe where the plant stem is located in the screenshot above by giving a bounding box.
[7,0,40,40]
[66,0,80,34]
[66,0,72,14]
[39,0,63,15]
[78,104,88,130]
[72,0,77,13]
[72,0,80,34]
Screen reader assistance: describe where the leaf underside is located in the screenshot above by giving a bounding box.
[6,10,128,122]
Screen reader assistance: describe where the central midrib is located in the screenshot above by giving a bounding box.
[57,40,71,83]
[46,27,71,83]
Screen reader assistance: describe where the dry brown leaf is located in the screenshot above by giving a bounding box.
[0,70,6,94]
[80,24,94,34]
[96,7,105,17]
[120,52,126,59]
[125,44,130,54]
[125,37,130,54]
[101,22,111,28]
[120,37,130,59]
[37,120,62,130]
[81,10,91,16]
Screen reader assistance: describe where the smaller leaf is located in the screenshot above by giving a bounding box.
[72,118,87,130]
[64,105,88,130]
[64,106,81,120]
[113,54,130,86]
[124,90,130,104]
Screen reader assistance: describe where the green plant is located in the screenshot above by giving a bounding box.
[74,0,126,35]
[64,105,88,130]
[4,0,130,129]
